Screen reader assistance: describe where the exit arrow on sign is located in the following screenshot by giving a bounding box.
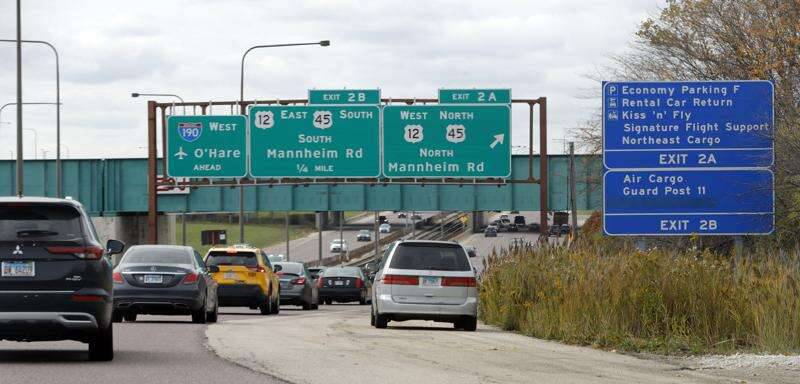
[490,134,505,149]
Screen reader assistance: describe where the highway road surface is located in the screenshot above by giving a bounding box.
[263,211,436,264]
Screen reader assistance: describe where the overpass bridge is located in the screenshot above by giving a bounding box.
[0,154,602,243]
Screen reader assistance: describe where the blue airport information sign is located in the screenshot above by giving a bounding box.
[603,81,773,169]
[602,80,774,236]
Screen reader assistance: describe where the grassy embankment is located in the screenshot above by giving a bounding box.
[479,213,800,354]
[176,220,315,256]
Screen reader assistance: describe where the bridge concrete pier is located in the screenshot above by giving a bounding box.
[92,215,175,263]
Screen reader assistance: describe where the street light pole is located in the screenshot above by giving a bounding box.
[15,0,22,196]
[0,38,61,196]
[131,92,186,244]
[238,40,330,243]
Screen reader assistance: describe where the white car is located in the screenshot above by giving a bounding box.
[329,239,348,253]
[370,240,478,331]
[379,223,391,233]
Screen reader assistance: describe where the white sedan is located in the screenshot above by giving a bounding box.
[379,223,391,233]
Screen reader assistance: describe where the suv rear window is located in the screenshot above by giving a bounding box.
[389,243,470,271]
[206,251,258,267]
[122,247,192,265]
[0,203,84,242]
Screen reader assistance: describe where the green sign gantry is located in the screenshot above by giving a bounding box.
[382,105,511,178]
[308,89,381,105]
[166,115,247,178]
[438,89,511,104]
[249,105,380,178]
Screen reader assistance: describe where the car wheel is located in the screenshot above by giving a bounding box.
[192,301,208,324]
[123,312,137,322]
[206,302,218,323]
[259,300,271,315]
[374,313,388,329]
[271,296,280,315]
[359,297,366,305]
[311,303,319,310]
[302,301,311,310]
[370,306,376,326]
[111,310,123,323]
[457,317,477,332]
[325,299,332,305]
[88,323,114,361]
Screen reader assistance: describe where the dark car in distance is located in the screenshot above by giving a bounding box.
[274,262,319,310]
[0,197,125,361]
[318,266,371,305]
[112,245,219,324]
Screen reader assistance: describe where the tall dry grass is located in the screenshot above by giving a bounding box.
[479,237,800,354]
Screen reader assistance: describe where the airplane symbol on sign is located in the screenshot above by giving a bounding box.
[174,147,188,160]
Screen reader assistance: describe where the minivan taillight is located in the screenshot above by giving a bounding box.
[382,275,418,285]
[47,245,104,260]
[316,277,324,287]
[442,276,476,287]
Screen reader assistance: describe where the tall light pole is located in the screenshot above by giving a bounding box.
[15,0,22,197]
[0,38,60,196]
[0,102,59,163]
[131,92,186,244]
[238,40,330,243]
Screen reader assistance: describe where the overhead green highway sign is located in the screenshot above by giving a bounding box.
[382,105,511,178]
[308,89,381,105]
[166,115,247,178]
[249,105,380,178]
[438,89,511,104]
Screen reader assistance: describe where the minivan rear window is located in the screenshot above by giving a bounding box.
[389,243,470,271]
[0,203,84,242]
[206,251,258,267]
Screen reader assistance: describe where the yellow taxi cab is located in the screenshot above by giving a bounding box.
[204,244,281,315]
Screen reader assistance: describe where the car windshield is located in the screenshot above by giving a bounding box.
[390,243,471,271]
[122,247,192,265]
[275,262,304,276]
[0,203,84,242]
[206,251,258,267]
[322,267,362,278]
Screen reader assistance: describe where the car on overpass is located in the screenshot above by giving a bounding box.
[0,197,125,361]
[204,245,280,315]
[371,240,478,331]
[357,230,372,242]
[484,225,498,237]
[273,262,319,310]
[112,245,219,324]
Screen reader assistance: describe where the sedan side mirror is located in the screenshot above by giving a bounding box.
[207,265,220,273]
[273,264,282,272]
[106,239,125,255]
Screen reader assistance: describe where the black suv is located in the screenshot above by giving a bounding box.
[0,197,125,361]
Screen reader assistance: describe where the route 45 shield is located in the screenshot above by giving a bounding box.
[177,122,202,142]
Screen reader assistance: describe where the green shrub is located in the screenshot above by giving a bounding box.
[479,236,800,354]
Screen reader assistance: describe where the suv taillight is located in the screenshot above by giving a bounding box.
[248,265,267,273]
[47,245,104,260]
[382,275,418,285]
[442,276,476,287]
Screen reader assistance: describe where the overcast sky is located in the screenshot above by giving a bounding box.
[0,0,661,159]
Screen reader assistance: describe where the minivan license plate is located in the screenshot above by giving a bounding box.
[144,274,163,284]
[421,276,441,287]
[1,261,35,277]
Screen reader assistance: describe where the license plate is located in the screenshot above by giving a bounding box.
[144,274,163,284]
[224,272,237,280]
[1,261,35,277]
[334,280,344,286]
[421,276,441,287]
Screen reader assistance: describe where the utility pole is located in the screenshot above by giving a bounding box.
[569,142,577,239]
[15,0,23,197]
[285,212,290,261]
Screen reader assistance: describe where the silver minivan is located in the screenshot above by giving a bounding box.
[370,240,478,331]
